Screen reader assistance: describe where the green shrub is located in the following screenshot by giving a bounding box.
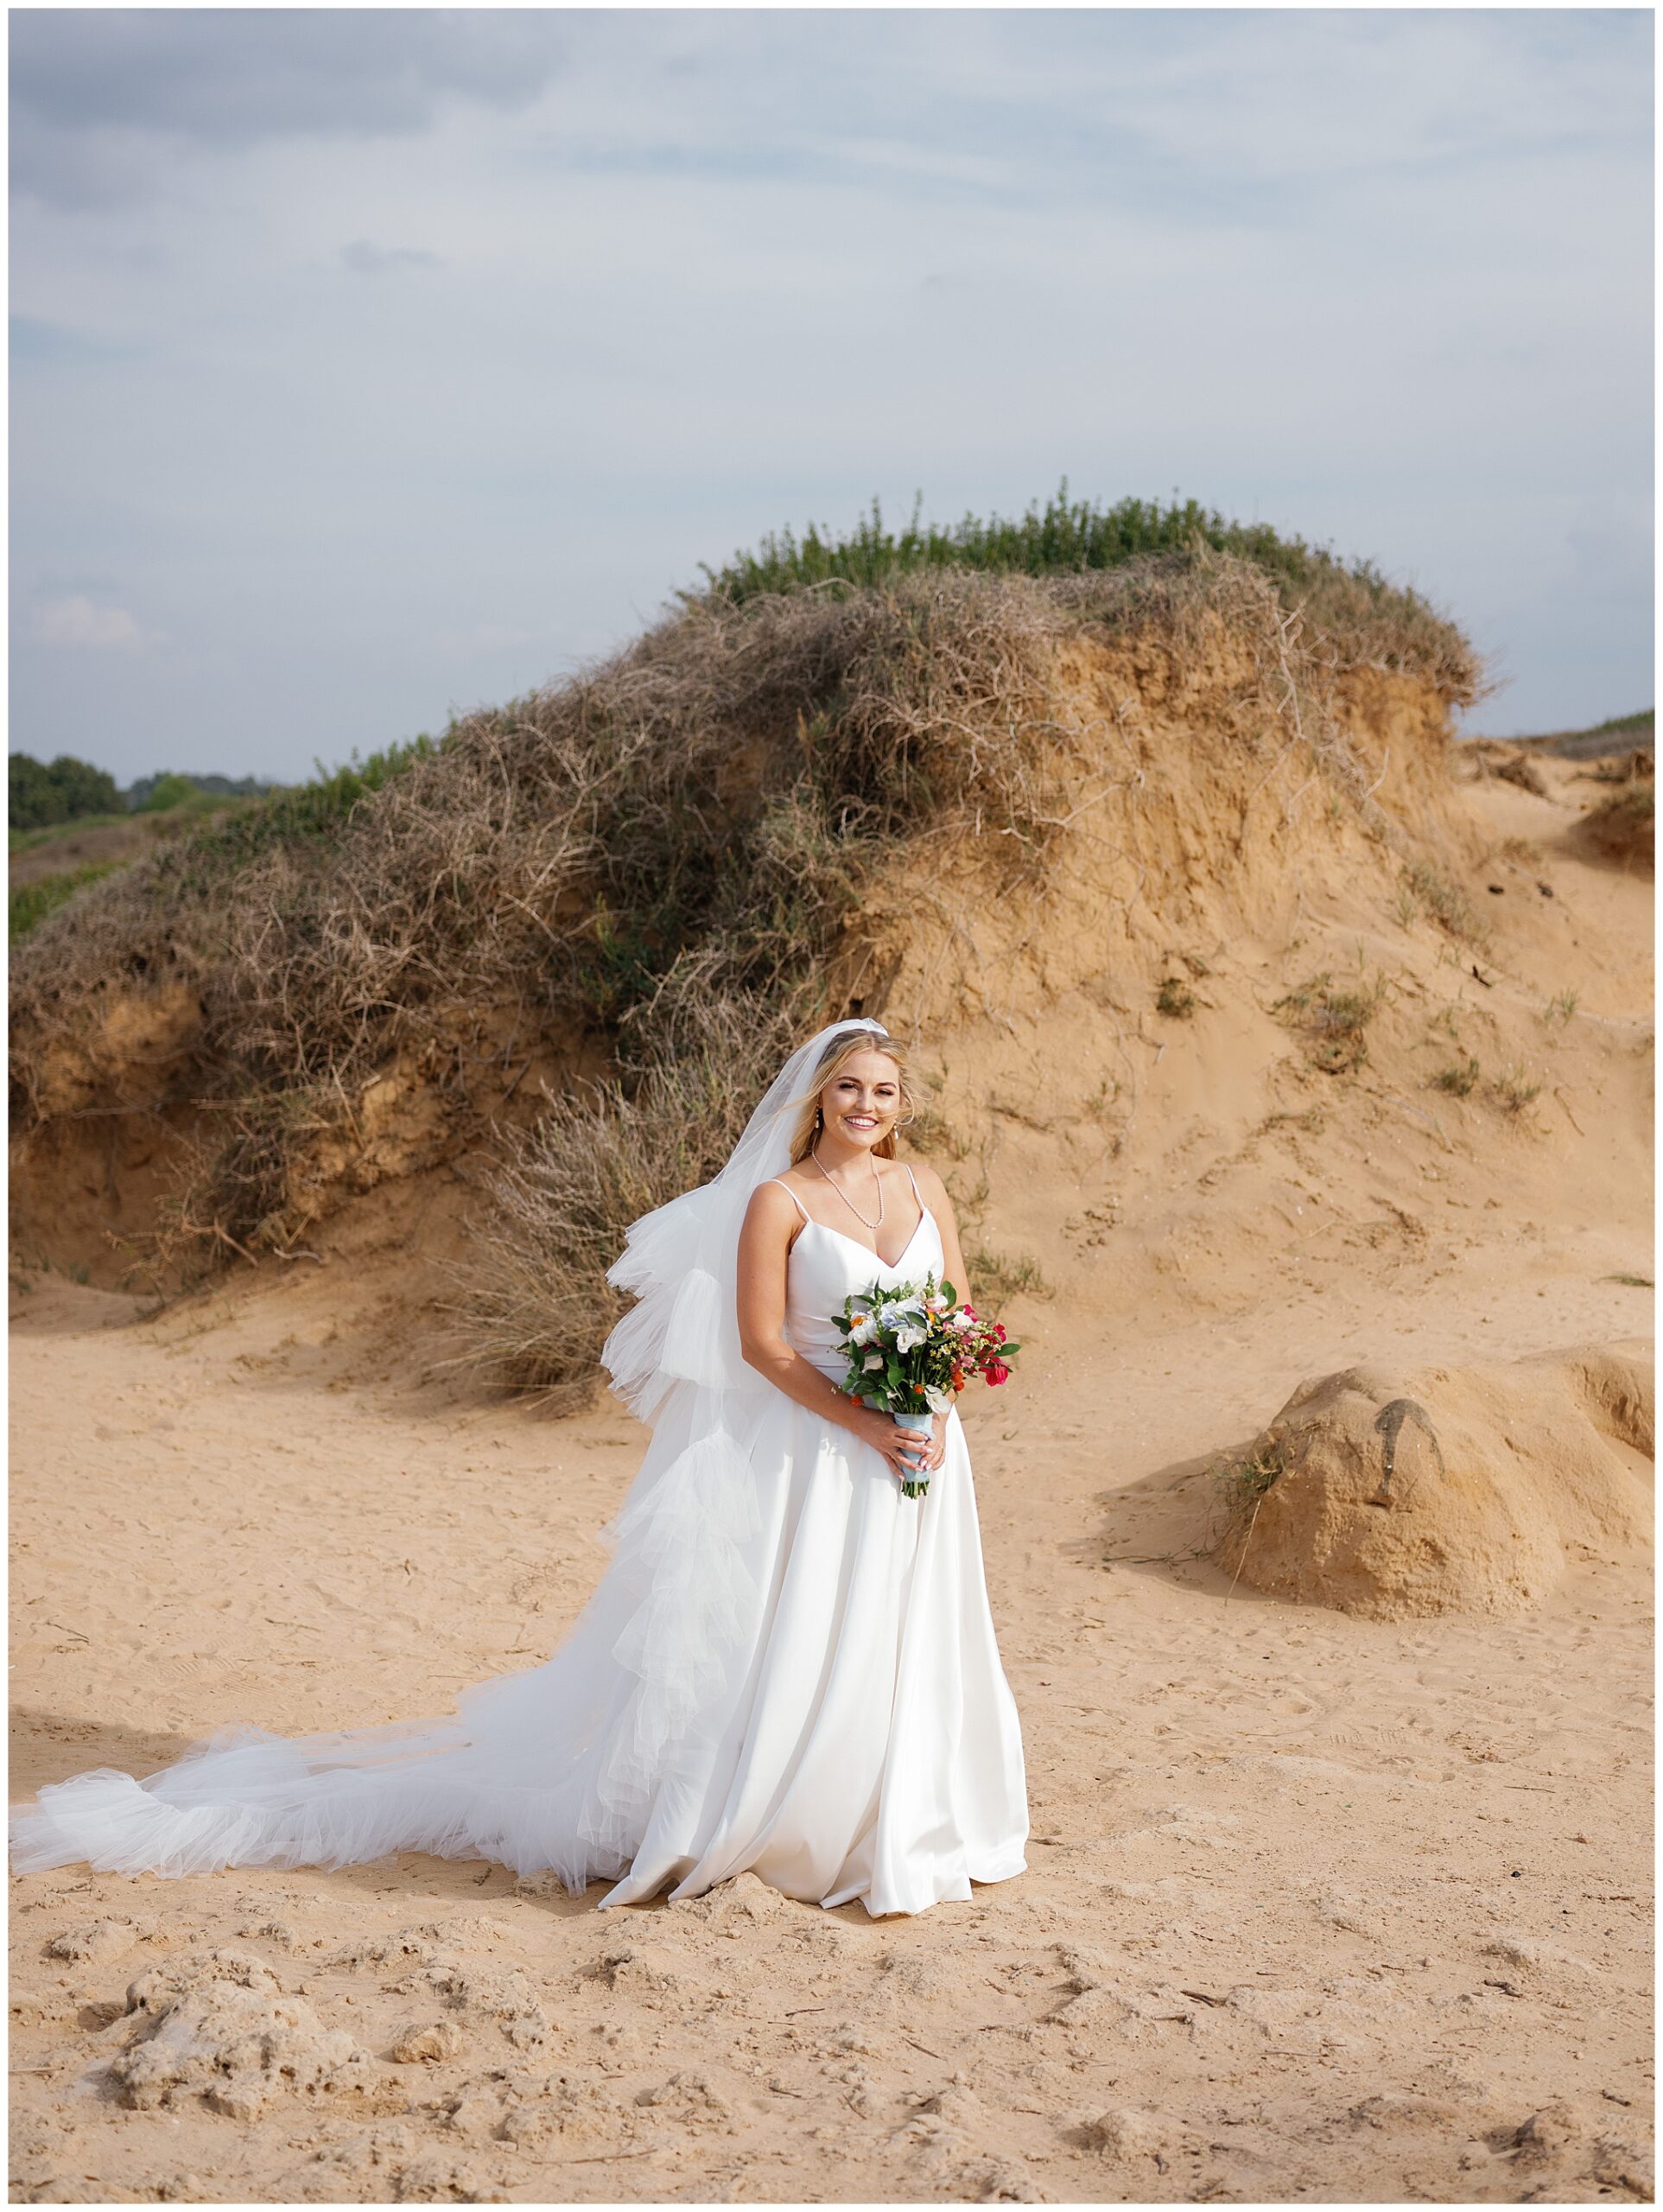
[136,772,200,813]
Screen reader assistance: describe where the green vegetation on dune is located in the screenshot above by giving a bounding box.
[10,861,125,940]
[10,810,135,856]
[125,770,276,810]
[1502,706,1653,758]
[696,483,1457,643]
[1585,707,1654,739]
[156,736,440,892]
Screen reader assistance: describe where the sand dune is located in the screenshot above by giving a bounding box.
[10,736,1653,2203]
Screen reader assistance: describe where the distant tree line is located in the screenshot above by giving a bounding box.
[9,752,277,831]
[10,753,120,830]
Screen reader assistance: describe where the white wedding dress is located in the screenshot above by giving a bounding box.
[10,1153,1029,1918]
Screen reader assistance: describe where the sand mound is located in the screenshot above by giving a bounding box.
[1576,776,1654,873]
[1458,737,1551,795]
[1216,1338,1653,1618]
[111,1948,373,2120]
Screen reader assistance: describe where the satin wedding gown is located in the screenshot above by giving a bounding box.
[10,1171,1029,1918]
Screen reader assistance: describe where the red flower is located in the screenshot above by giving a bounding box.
[985,1360,1010,1386]
[993,1323,1006,1342]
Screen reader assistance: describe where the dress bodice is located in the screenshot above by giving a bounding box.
[778,1182,944,1380]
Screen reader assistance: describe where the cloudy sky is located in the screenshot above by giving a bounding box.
[10,8,1653,785]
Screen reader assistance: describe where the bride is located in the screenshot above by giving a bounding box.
[10,1020,1029,1919]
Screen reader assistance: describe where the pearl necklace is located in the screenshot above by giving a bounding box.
[808,1144,885,1230]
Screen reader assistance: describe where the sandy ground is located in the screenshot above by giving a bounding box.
[9,757,1654,2205]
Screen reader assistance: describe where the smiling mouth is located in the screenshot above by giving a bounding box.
[843,1114,879,1129]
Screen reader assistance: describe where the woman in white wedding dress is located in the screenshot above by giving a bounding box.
[10,1020,1028,1919]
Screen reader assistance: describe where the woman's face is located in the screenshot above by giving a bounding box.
[818,1050,903,1153]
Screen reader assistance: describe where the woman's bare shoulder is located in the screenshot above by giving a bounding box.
[743,1175,806,1227]
[900,1155,953,1205]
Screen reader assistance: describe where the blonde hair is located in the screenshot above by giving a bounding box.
[787,1027,917,1163]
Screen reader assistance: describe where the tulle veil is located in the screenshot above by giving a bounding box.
[9,1017,894,1894]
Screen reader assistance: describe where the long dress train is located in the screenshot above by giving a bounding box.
[9,1183,1028,1918]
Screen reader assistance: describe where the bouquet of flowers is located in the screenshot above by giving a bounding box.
[830,1274,1020,1498]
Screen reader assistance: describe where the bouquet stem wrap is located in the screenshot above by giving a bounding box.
[891,1408,936,1499]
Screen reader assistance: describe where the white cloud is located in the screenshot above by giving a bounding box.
[29,594,148,648]
[10,11,566,207]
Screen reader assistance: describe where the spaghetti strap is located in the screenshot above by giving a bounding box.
[767,1177,811,1222]
[903,1162,922,1205]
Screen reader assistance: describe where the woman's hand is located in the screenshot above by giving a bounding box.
[852,1406,934,1485]
[922,1410,949,1472]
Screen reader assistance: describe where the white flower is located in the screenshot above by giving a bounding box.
[879,1300,929,1354]
[847,1310,881,1346]
[924,1385,953,1414]
[863,1351,884,1371]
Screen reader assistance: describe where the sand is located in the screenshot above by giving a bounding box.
[9,752,1653,2203]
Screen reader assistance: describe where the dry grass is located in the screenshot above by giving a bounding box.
[1206,1436,1292,1595]
[1399,857,1487,944]
[1272,967,1388,1075]
[1578,779,1654,869]
[437,991,804,1406]
[1430,1055,1482,1098]
[966,1246,1053,1306]
[1488,1063,1544,1116]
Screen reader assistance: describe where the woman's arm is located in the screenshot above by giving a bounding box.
[735,1182,930,1484]
[910,1160,973,1472]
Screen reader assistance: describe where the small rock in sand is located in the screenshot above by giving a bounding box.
[111,1951,371,2120]
[44,1917,143,1964]
[390,2153,507,2203]
[1082,2105,1166,2161]
[633,2070,733,2128]
[236,1917,301,1950]
[395,1958,548,2047]
[390,2018,465,2064]
[1499,2096,1582,2165]
[510,1870,566,1898]
[670,1871,792,1931]
[125,1948,282,2013]
[584,1945,682,1999]
[1481,1932,1594,1992]
[1590,2136,1654,2198]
